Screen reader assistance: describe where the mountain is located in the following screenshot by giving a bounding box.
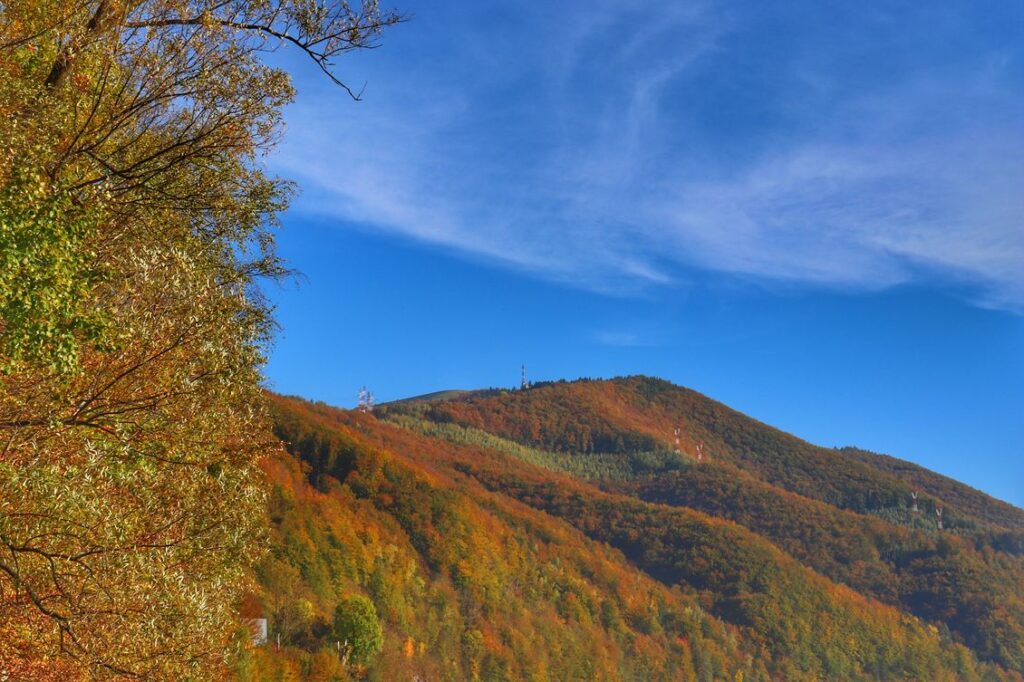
[236,377,1024,681]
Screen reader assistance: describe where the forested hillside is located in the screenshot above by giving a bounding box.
[243,395,772,681]
[241,380,1024,680]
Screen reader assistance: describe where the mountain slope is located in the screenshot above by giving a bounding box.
[238,377,1024,680]
[379,376,1024,672]
[382,389,481,405]
[399,377,1022,532]
[837,445,1024,531]
[238,394,772,681]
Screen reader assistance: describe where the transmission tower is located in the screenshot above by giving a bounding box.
[695,440,705,463]
[911,491,919,513]
[521,364,528,390]
[673,427,681,453]
[936,507,943,530]
[357,387,373,412]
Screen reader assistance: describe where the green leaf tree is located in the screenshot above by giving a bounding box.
[333,595,384,665]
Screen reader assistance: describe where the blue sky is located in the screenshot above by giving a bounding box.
[262,0,1024,506]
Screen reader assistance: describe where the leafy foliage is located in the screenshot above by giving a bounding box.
[0,0,398,676]
[838,446,1024,530]
[386,411,692,481]
[378,376,1024,676]
[334,596,384,665]
[249,391,1023,680]
[241,395,776,681]
[0,168,105,373]
[617,464,1024,670]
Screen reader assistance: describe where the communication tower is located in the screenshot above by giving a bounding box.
[357,387,374,412]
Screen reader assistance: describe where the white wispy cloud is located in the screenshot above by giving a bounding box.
[272,0,1024,310]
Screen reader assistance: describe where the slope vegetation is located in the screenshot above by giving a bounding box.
[238,395,772,681]
[237,380,1024,679]
[381,376,1024,674]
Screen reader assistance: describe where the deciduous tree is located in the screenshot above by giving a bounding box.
[0,0,399,676]
[333,595,383,665]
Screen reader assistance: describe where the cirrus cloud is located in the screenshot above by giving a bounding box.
[272,0,1024,310]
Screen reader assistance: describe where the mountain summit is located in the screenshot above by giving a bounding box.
[242,376,1024,680]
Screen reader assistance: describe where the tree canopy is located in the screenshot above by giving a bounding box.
[0,0,399,677]
[333,595,384,665]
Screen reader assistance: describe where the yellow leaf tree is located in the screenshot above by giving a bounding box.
[0,0,400,677]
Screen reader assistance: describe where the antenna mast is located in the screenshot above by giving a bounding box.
[357,387,374,413]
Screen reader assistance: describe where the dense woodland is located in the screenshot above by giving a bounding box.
[385,378,1024,671]
[242,380,1024,680]
[245,395,772,680]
